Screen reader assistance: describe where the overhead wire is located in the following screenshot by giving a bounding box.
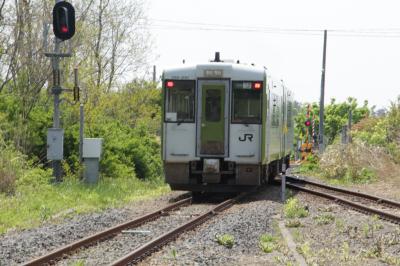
[147,18,400,38]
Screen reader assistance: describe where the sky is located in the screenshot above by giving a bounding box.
[147,0,400,108]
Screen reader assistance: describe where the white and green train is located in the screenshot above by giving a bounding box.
[162,53,294,192]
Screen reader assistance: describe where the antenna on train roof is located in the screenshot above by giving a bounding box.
[212,52,222,62]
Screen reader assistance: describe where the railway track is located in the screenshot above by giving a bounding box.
[285,175,400,224]
[111,192,248,265]
[23,197,192,266]
[23,192,247,266]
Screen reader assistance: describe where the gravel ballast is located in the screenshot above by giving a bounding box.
[58,203,216,265]
[141,187,296,265]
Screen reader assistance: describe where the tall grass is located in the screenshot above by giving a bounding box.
[0,142,27,194]
[0,173,169,234]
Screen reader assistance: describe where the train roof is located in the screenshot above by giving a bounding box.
[163,62,266,81]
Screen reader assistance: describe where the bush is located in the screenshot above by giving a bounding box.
[319,141,385,183]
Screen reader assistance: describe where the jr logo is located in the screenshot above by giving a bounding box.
[239,133,254,142]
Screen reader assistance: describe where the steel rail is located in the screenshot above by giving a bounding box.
[111,192,248,266]
[286,183,400,224]
[286,175,400,208]
[23,197,192,266]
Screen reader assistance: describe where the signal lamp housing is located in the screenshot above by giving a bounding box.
[53,1,75,41]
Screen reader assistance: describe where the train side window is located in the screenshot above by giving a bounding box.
[165,80,195,122]
[287,101,293,127]
[232,81,262,124]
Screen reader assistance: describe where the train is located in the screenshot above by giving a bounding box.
[161,53,294,192]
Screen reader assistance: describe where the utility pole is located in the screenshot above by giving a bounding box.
[319,30,327,154]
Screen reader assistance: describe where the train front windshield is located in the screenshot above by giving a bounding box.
[232,81,262,124]
[165,80,195,122]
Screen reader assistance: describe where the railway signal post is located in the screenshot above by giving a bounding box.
[45,0,76,182]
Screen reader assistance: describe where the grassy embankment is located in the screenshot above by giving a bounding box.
[0,166,169,234]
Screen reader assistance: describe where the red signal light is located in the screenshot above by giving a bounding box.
[305,120,311,127]
[166,81,174,88]
[252,82,262,90]
[61,25,68,33]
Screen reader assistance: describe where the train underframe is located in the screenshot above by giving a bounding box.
[164,155,290,192]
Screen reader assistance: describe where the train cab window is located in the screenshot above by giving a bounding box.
[232,81,262,124]
[165,80,195,122]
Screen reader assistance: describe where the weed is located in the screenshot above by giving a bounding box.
[171,248,177,260]
[335,218,345,233]
[297,242,312,259]
[291,228,303,242]
[363,237,384,260]
[259,234,277,253]
[285,219,302,228]
[39,205,51,222]
[284,198,309,219]
[215,234,234,248]
[70,260,85,266]
[274,256,294,266]
[314,213,335,225]
[386,228,400,245]
[362,223,371,238]
[371,214,384,230]
[340,241,350,262]
[380,254,400,265]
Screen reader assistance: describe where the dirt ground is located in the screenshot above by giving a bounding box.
[351,177,400,202]
[286,192,400,265]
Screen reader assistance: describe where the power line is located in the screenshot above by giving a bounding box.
[147,18,400,38]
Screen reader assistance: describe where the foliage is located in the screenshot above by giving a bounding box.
[296,154,320,174]
[294,98,370,145]
[283,198,309,219]
[353,96,400,163]
[215,234,235,248]
[259,234,277,253]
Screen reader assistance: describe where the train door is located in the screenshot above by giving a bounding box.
[197,80,229,157]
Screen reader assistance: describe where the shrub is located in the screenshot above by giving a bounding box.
[318,141,395,183]
[284,198,309,219]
